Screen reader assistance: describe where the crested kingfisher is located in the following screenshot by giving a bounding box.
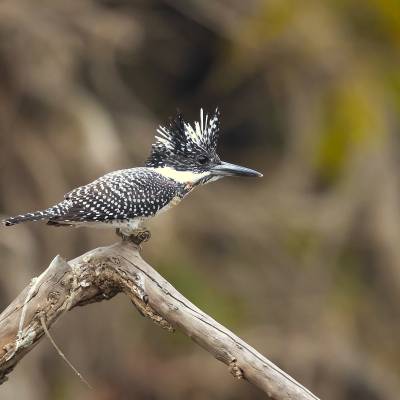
[2,109,262,242]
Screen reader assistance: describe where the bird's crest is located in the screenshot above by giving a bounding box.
[147,109,220,168]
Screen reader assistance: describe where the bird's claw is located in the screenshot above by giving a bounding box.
[131,229,151,245]
[116,228,151,246]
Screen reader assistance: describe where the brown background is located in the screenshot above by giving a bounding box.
[1,1,400,399]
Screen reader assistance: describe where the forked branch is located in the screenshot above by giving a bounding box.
[0,241,319,400]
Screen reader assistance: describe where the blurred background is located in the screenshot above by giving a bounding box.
[0,0,400,399]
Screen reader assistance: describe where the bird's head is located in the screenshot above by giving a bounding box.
[145,109,262,185]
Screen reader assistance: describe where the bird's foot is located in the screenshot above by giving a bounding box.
[131,228,151,245]
[116,228,151,246]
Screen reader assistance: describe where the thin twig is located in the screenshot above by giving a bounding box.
[40,314,92,389]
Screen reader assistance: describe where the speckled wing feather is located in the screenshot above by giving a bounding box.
[3,168,183,226]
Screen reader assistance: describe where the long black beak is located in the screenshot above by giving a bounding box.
[210,161,263,178]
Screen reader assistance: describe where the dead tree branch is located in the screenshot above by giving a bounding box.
[0,241,319,400]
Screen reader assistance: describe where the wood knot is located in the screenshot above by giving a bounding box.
[229,358,244,380]
[61,276,74,288]
[47,291,60,305]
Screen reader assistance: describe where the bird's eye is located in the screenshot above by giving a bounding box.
[197,155,209,165]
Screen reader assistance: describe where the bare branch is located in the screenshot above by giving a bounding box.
[0,241,319,400]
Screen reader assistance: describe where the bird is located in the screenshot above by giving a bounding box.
[2,109,262,243]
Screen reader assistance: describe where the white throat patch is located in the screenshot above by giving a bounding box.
[151,167,210,184]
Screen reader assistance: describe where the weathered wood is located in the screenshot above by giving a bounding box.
[0,241,319,400]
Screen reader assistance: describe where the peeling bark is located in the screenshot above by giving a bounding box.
[0,241,319,400]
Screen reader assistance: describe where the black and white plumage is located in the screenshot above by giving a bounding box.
[2,109,262,235]
[4,169,186,232]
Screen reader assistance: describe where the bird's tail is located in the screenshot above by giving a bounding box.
[2,210,53,226]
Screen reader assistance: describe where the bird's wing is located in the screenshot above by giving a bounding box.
[52,168,180,223]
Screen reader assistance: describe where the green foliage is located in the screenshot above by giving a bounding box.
[314,79,382,183]
[156,260,245,328]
